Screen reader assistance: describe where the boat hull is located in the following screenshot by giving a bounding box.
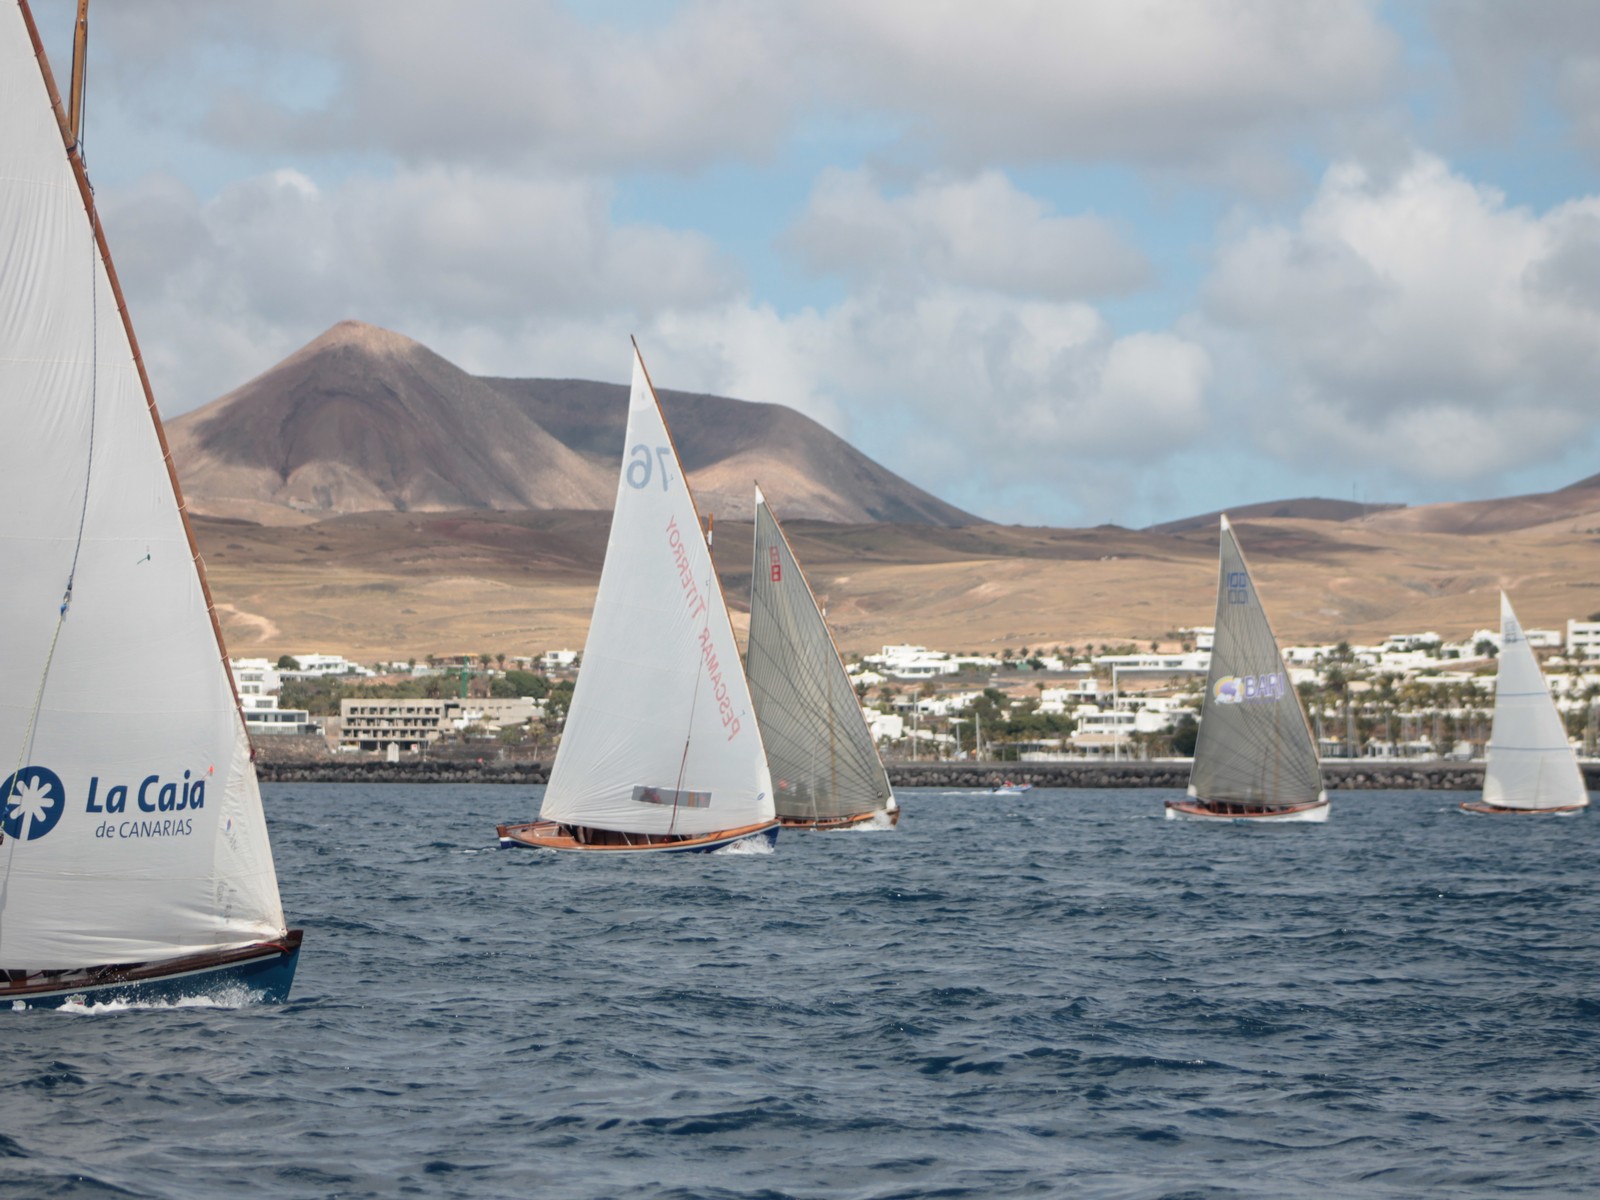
[1165,798,1330,823]
[2,929,303,1010]
[497,819,780,853]
[778,808,898,831]
[1459,800,1588,816]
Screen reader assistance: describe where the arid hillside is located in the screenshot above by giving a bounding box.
[168,321,975,528]
[193,490,1600,661]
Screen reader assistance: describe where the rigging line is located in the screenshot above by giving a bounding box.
[1,185,101,949]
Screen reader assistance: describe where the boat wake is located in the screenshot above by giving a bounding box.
[713,836,775,856]
[53,983,265,1015]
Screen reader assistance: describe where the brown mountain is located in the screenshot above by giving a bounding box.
[483,377,975,525]
[1147,496,1406,534]
[168,321,978,528]
[166,322,613,524]
[1360,473,1600,536]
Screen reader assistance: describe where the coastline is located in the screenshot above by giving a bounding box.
[253,748,1598,791]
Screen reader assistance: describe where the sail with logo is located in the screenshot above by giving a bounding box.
[1460,593,1589,816]
[496,344,778,852]
[0,0,301,1007]
[747,486,897,830]
[1166,515,1329,822]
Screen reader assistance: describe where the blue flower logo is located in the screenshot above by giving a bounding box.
[1,766,67,842]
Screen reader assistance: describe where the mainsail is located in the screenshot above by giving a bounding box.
[0,0,286,970]
[1187,516,1325,808]
[539,346,774,836]
[747,486,892,822]
[1482,593,1589,811]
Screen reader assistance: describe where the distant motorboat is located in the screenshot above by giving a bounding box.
[747,486,898,831]
[989,780,1033,795]
[1460,593,1589,816]
[1165,515,1329,823]
[495,344,778,854]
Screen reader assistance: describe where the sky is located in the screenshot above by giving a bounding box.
[30,0,1600,528]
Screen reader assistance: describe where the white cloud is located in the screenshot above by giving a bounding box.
[788,168,1150,298]
[1200,153,1600,485]
[100,164,740,411]
[46,0,1400,180]
[790,0,1399,172]
[1429,0,1600,161]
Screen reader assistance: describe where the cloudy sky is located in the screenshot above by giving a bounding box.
[33,0,1600,527]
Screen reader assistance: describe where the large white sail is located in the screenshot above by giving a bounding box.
[0,2,285,969]
[1482,593,1589,811]
[748,486,892,822]
[1187,516,1325,807]
[539,348,774,835]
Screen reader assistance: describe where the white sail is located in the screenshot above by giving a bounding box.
[539,347,774,835]
[1482,593,1589,810]
[0,2,285,969]
[1187,516,1325,808]
[748,486,893,821]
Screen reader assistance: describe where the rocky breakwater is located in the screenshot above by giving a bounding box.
[886,760,1600,790]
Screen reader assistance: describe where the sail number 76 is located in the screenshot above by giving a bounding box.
[626,444,674,490]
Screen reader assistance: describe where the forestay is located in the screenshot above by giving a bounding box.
[1483,593,1589,810]
[747,487,892,821]
[539,348,773,835]
[1188,516,1325,807]
[0,2,285,969]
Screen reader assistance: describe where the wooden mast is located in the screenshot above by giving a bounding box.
[66,0,87,146]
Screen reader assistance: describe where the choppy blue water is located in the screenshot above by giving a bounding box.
[3,787,1597,1199]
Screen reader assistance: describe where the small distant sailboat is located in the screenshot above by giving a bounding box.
[1166,516,1329,822]
[1,0,301,1007]
[496,346,778,853]
[1461,593,1589,816]
[746,486,897,830]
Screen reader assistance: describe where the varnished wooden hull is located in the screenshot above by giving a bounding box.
[1165,798,1330,823]
[2,929,303,1010]
[778,807,899,831]
[1459,800,1587,816]
[496,819,780,853]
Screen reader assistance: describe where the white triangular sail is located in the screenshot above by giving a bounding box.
[539,348,773,835]
[1482,593,1589,810]
[0,2,285,969]
[1187,516,1325,808]
[747,486,893,822]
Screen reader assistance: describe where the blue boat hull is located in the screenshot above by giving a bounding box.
[4,931,303,1011]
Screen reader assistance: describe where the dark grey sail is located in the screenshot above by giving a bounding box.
[1187,516,1325,807]
[747,486,894,823]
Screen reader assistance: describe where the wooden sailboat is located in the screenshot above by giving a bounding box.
[1,0,301,1008]
[746,486,897,830]
[496,346,778,853]
[1165,515,1329,822]
[1461,593,1589,816]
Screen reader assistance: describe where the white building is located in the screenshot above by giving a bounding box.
[229,659,317,736]
[1567,619,1600,659]
[1090,651,1209,674]
[864,645,962,679]
[282,652,372,679]
[865,710,905,742]
[541,649,579,671]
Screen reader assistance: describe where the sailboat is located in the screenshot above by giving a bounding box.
[1165,515,1329,822]
[1,0,301,1008]
[1461,593,1589,816]
[746,486,897,830]
[496,346,778,852]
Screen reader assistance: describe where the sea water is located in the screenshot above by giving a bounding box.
[3,786,1595,1199]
